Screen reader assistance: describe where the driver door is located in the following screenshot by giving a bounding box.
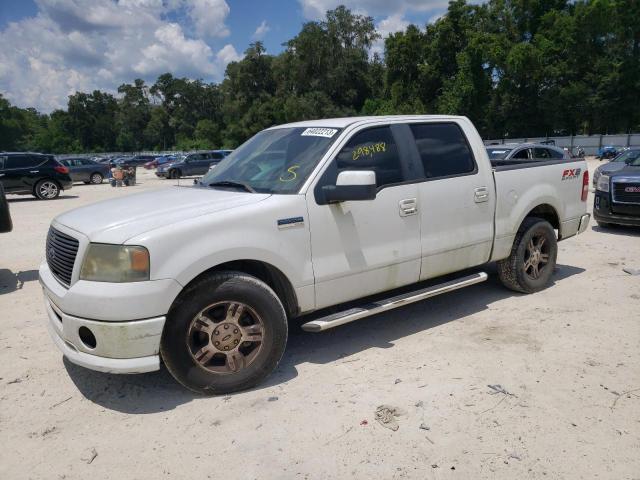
[306,125,421,309]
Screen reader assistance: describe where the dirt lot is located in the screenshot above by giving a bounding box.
[1,160,638,479]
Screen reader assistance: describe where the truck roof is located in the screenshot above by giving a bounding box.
[269,115,468,130]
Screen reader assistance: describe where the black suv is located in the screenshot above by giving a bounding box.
[0,153,73,200]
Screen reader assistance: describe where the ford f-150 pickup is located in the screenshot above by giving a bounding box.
[39,115,590,394]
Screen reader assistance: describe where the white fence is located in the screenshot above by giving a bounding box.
[484,133,640,156]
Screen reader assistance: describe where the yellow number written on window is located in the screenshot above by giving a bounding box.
[352,142,386,161]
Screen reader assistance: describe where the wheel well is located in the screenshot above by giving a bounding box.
[524,204,560,231]
[185,260,299,318]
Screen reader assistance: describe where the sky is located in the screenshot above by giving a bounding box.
[0,0,450,112]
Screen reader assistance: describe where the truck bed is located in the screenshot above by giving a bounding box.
[489,157,588,262]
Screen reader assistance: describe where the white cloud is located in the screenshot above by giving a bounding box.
[252,20,270,40]
[371,13,410,56]
[298,0,450,20]
[0,0,236,111]
[216,44,242,65]
[188,0,231,38]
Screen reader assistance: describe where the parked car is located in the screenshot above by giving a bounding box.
[0,152,73,200]
[58,157,111,184]
[156,150,228,179]
[0,182,12,233]
[40,115,590,394]
[485,143,570,163]
[594,150,640,227]
[592,148,640,186]
[143,155,178,170]
[596,145,618,160]
[116,154,158,167]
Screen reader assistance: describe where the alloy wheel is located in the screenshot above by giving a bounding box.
[187,301,265,374]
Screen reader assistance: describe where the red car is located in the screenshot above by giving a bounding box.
[143,155,178,169]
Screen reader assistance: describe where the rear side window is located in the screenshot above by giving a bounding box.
[547,148,564,159]
[5,155,46,169]
[533,148,552,159]
[211,152,224,160]
[334,126,403,187]
[410,123,476,178]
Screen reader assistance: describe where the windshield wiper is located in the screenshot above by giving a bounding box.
[208,181,256,193]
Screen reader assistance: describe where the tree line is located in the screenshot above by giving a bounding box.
[1,0,638,154]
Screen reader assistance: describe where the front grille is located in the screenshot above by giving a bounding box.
[46,228,79,286]
[612,180,640,205]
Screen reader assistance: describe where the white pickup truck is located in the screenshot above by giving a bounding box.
[39,115,590,394]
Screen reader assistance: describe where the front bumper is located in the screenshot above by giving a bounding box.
[44,296,164,373]
[39,260,182,374]
[594,191,640,226]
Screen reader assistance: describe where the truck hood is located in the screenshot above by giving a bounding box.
[611,165,640,178]
[598,162,626,175]
[54,186,270,243]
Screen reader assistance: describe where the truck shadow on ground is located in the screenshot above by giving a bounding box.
[65,263,584,414]
[0,269,39,295]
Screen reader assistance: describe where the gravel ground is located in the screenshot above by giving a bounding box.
[1,160,639,479]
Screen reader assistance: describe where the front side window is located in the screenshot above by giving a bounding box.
[486,147,512,160]
[410,123,476,178]
[332,127,403,187]
[201,127,342,194]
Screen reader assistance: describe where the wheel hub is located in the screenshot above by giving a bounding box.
[212,322,242,351]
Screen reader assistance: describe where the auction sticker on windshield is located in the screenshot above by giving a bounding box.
[301,128,338,138]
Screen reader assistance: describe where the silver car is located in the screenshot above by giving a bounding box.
[486,143,571,163]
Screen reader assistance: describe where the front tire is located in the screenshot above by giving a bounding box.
[497,217,558,294]
[34,179,61,200]
[169,169,180,179]
[161,272,288,395]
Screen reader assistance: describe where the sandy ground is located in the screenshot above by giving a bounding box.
[0,160,639,480]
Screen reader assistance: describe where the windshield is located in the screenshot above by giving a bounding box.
[486,147,512,160]
[612,150,640,165]
[200,127,341,194]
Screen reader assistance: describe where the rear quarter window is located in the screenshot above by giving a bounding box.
[410,123,476,178]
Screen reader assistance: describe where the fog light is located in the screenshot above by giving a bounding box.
[78,326,97,349]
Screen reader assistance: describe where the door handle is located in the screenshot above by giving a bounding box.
[0,173,4,177]
[399,198,418,216]
[30,170,39,173]
[474,187,489,203]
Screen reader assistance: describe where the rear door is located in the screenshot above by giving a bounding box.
[409,122,495,279]
[3,155,44,193]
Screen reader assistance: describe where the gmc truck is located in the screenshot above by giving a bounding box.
[39,115,590,394]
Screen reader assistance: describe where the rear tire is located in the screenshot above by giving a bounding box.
[90,172,103,184]
[161,272,288,395]
[34,179,61,200]
[497,217,558,294]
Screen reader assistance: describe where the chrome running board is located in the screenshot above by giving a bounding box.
[301,272,488,332]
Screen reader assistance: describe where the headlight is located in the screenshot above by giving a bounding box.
[80,244,150,282]
[596,175,610,192]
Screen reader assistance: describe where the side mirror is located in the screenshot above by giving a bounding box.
[322,170,377,203]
